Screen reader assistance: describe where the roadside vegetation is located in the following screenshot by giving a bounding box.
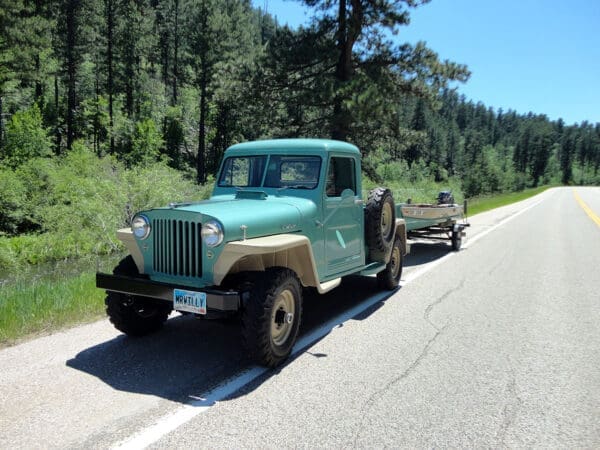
[0,183,548,348]
[466,186,553,216]
[0,273,104,345]
[0,140,212,273]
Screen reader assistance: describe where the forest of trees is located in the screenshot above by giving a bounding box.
[1,0,599,243]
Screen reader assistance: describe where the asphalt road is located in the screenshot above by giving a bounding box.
[1,187,599,449]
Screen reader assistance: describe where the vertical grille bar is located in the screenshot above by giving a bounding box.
[193,224,196,277]
[185,222,190,277]
[167,219,173,274]
[197,223,202,277]
[172,221,179,275]
[152,218,202,278]
[161,219,166,273]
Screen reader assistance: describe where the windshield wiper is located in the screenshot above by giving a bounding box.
[282,185,312,190]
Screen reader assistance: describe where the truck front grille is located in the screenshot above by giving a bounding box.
[153,219,202,278]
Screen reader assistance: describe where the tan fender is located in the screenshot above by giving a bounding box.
[116,228,145,273]
[213,234,336,292]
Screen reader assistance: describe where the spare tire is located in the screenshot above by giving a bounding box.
[365,187,396,263]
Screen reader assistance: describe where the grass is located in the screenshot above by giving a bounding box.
[0,272,105,347]
[466,186,552,217]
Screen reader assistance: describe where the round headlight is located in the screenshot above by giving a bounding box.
[132,215,151,240]
[201,220,224,247]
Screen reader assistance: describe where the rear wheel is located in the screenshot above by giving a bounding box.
[377,237,403,290]
[105,256,171,336]
[451,229,462,251]
[241,268,302,368]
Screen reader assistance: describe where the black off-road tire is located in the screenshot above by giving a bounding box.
[105,256,171,336]
[365,187,396,262]
[377,236,403,290]
[241,268,303,368]
[451,230,462,251]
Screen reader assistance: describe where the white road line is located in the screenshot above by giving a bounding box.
[111,191,550,450]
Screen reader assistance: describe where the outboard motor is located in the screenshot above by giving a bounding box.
[437,191,455,205]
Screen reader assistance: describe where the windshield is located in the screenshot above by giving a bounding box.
[218,155,321,190]
[218,156,267,187]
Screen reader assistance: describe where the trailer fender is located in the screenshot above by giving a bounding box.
[395,219,409,255]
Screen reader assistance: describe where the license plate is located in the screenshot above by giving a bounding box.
[174,289,207,315]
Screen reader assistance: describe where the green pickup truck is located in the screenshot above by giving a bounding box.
[97,139,466,367]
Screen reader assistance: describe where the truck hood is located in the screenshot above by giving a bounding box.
[156,195,317,241]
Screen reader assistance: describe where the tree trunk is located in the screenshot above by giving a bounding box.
[196,0,209,184]
[66,0,78,150]
[34,0,44,102]
[172,0,179,105]
[54,75,61,153]
[106,0,115,153]
[123,4,134,117]
[197,67,207,184]
[331,0,361,141]
[94,65,99,154]
[34,55,43,101]
[0,94,4,152]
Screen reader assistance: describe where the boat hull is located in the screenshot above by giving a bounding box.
[398,204,464,231]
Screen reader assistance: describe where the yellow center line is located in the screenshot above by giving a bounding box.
[573,190,600,228]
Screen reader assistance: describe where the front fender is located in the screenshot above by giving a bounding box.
[213,234,320,288]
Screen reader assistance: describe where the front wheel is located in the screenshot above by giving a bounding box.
[106,292,171,336]
[377,236,403,290]
[105,255,171,336]
[242,268,303,368]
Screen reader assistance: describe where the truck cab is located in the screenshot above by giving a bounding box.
[214,139,367,281]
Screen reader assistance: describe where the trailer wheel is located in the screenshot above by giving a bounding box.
[451,229,462,251]
[242,268,303,368]
[105,256,171,336]
[377,236,403,290]
[365,187,396,262]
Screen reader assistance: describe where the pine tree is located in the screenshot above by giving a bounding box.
[261,0,470,143]
[0,0,54,150]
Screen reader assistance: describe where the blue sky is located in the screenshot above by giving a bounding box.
[251,0,600,126]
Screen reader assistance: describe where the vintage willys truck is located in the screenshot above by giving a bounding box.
[97,139,466,367]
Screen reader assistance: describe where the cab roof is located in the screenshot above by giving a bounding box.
[225,138,360,156]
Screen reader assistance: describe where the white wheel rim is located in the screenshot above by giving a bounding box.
[381,202,393,238]
[271,288,295,346]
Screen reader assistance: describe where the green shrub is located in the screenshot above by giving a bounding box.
[0,168,28,234]
[363,158,464,204]
[124,118,164,167]
[0,105,52,168]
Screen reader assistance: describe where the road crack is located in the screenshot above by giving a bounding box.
[424,278,465,329]
[352,323,449,446]
[495,358,523,446]
[352,279,465,446]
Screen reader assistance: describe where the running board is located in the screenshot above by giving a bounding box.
[316,278,341,294]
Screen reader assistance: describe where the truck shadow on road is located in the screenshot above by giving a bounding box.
[66,275,398,404]
[404,241,456,267]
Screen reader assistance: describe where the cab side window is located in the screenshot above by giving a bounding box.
[326,157,356,197]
